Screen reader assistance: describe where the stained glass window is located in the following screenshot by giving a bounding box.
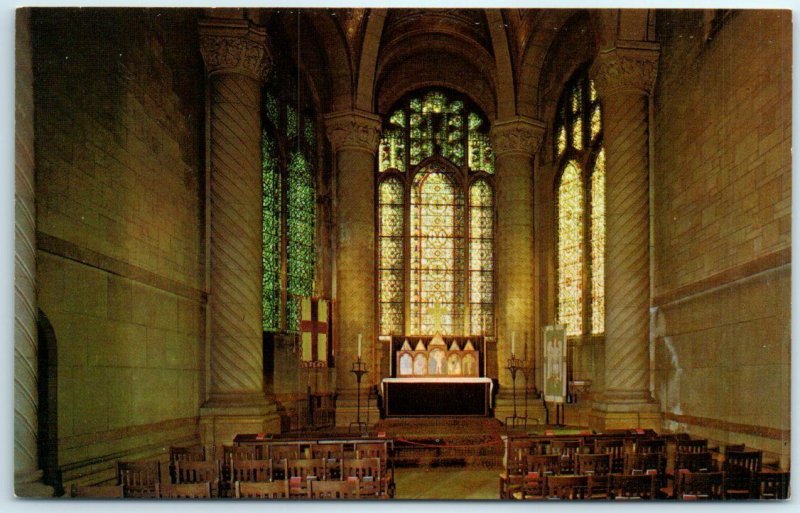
[261,71,318,336]
[554,67,604,337]
[378,177,405,333]
[377,89,494,336]
[469,179,494,334]
[557,162,584,336]
[590,149,606,335]
[410,167,465,335]
[287,151,315,333]
[262,131,281,332]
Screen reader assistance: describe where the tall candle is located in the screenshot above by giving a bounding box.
[357,333,362,359]
[511,332,516,355]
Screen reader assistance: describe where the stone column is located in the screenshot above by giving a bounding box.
[589,44,661,430]
[324,110,381,427]
[14,9,53,497]
[490,117,545,423]
[198,17,280,447]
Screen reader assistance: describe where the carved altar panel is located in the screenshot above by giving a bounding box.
[392,335,483,378]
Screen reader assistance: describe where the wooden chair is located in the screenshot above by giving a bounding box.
[175,460,220,498]
[508,455,558,500]
[544,475,588,500]
[116,460,161,498]
[312,443,344,479]
[310,479,359,500]
[609,474,656,500]
[676,439,708,453]
[286,458,326,498]
[235,480,290,499]
[71,484,124,498]
[576,454,612,499]
[219,445,257,497]
[157,482,211,499]
[168,445,205,484]
[549,440,583,474]
[758,471,790,499]
[343,457,384,498]
[500,438,535,499]
[593,439,624,473]
[723,450,762,499]
[676,471,724,500]
[231,459,272,483]
[353,443,392,495]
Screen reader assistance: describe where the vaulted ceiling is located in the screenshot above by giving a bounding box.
[250,8,654,122]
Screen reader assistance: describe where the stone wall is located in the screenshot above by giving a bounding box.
[652,10,791,466]
[31,8,206,486]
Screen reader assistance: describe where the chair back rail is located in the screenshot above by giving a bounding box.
[609,474,656,500]
[157,482,211,499]
[576,453,612,476]
[310,479,360,499]
[235,480,290,499]
[674,451,714,473]
[231,459,272,483]
[676,439,709,453]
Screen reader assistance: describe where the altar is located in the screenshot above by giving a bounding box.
[380,332,494,417]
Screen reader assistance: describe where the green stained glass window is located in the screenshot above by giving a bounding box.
[590,149,606,335]
[262,131,281,332]
[469,179,494,335]
[286,103,298,139]
[378,177,405,334]
[468,113,495,173]
[304,114,316,149]
[557,161,583,336]
[554,67,604,338]
[265,91,280,128]
[410,167,465,335]
[286,151,315,332]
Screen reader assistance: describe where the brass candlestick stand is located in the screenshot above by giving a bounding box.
[349,357,368,435]
[505,354,527,428]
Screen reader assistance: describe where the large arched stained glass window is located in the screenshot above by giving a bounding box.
[261,70,318,334]
[377,89,494,336]
[554,67,605,337]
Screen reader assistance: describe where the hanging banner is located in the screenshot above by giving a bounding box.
[543,325,567,403]
[300,297,331,368]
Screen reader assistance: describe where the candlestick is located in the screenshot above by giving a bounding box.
[358,333,362,358]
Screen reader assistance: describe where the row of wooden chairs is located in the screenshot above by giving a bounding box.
[102,456,387,499]
[511,470,787,501]
[73,480,365,500]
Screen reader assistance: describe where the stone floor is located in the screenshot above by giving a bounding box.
[393,467,499,500]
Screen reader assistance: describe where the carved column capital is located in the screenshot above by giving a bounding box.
[590,43,660,98]
[490,116,546,158]
[324,110,382,155]
[199,18,272,82]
